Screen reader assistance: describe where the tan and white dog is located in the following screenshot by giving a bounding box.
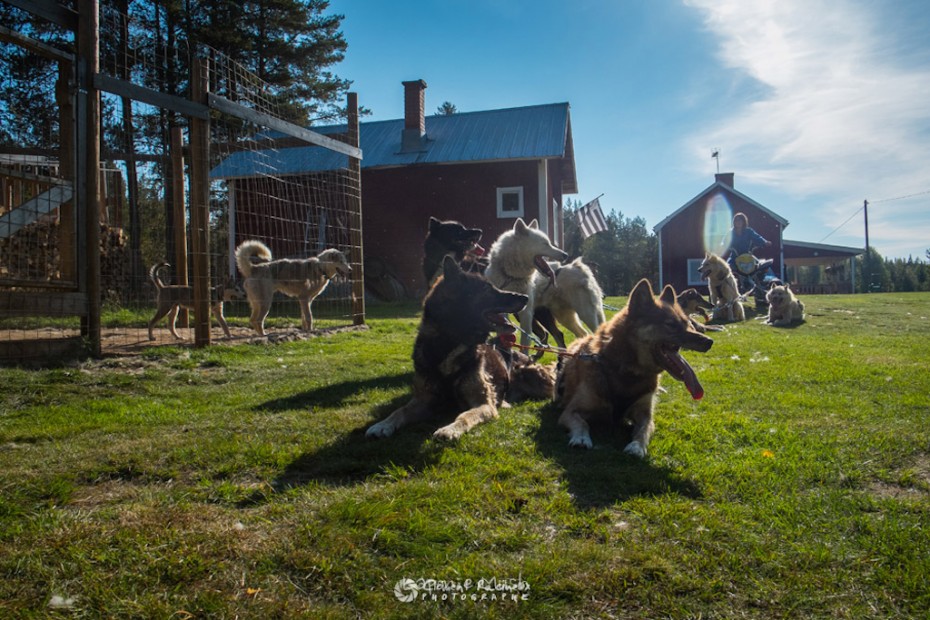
[147,262,244,340]
[765,283,805,326]
[697,253,745,322]
[235,240,351,336]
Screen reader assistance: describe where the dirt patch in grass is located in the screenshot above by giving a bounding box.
[867,453,930,500]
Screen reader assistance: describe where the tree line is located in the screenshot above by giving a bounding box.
[561,199,658,296]
[857,248,930,293]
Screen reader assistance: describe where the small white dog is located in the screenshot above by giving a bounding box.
[235,240,351,336]
[484,218,568,346]
[765,283,805,326]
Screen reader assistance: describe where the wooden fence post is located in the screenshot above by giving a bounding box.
[57,58,76,284]
[171,126,189,327]
[78,0,101,355]
[347,92,365,325]
[188,58,211,346]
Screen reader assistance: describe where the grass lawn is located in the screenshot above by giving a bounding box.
[1,292,928,618]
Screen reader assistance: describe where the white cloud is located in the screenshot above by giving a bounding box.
[684,0,930,256]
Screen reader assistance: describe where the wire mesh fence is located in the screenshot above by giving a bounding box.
[0,2,363,363]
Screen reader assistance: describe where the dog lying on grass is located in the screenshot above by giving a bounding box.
[367,256,554,441]
[554,279,713,457]
[765,283,805,326]
[235,240,351,336]
[676,287,722,333]
[147,262,244,340]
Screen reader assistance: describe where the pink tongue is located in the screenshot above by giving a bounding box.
[472,244,486,256]
[663,349,704,400]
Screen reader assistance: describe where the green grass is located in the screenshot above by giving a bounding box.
[1,293,928,618]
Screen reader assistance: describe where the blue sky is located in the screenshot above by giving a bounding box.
[327,0,930,259]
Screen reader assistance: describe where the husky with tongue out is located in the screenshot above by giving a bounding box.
[555,279,713,458]
[367,256,555,441]
[484,218,568,347]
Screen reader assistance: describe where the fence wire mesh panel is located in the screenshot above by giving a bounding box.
[0,2,362,363]
[0,5,83,361]
[206,47,363,341]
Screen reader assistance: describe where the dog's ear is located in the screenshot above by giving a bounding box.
[513,218,528,234]
[659,284,677,306]
[441,255,463,280]
[627,278,655,312]
[528,219,539,229]
[428,216,441,232]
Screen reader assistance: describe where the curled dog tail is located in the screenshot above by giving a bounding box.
[149,262,170,290]
[235,240,272,278]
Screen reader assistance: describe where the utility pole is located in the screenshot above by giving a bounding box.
[863,199,870,293]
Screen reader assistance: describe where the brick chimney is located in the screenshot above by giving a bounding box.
[715,172,734,188]
[401,79,427,152]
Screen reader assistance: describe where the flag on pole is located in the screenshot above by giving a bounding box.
[576,197,608,238]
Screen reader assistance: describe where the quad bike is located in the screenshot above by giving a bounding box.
[731,247,782,310]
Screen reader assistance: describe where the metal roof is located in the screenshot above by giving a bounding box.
[211,102,574,180]
[653,180,790,232]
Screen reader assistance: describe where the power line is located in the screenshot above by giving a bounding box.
[819,204,865,243]
[819,188,930,243]
[869,189,930,204]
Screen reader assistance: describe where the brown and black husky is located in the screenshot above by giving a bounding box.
[421,216,563,354]
[367,256,554,441]
[422,216,486,287]
[555,279,713,457]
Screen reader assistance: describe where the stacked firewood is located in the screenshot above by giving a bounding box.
[0,219,130,301]
[0,218,60,281]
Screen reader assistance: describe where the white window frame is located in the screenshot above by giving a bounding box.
[687,258,706,286]
[496,186,524,219]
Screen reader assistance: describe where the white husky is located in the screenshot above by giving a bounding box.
[535,257,606,339]
[485,218,568,345]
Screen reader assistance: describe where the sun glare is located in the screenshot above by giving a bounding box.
[703,193,732,255]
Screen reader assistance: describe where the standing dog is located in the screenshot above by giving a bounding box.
[698,253,745,322]
[485,218,568,346]
[147,263,243,340]
[534,257,606,343]
[235,240,351,336]
[367,256,554,441]
[765,283,805,326]
[554,279,713,457]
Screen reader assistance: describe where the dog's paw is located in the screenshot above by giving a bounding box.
[366,421,395,439]
[623,441,647,458]
[568,434,593,449]
[433,423,464,441]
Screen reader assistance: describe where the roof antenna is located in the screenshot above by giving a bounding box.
[711,148,720,174]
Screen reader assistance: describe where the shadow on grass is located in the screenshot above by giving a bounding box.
[254,372,414,411]
[240,387,457,506]
[533,403,702,509]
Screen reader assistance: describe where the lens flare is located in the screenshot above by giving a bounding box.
[703,194,732,255]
